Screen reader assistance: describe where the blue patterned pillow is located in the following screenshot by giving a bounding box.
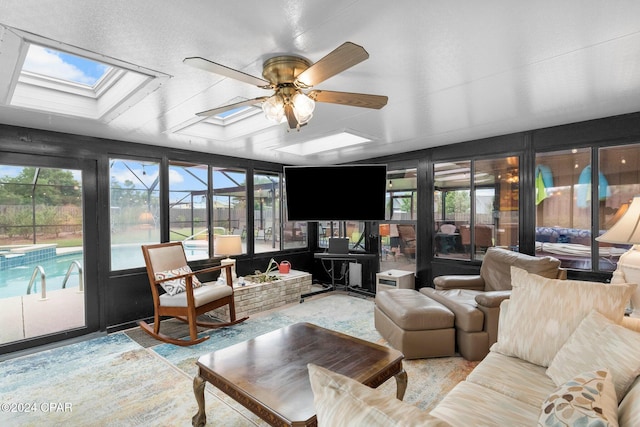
[154,266,202,296]
[538,369,617,427]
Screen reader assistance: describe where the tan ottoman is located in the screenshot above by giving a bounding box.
[374,289,455,359]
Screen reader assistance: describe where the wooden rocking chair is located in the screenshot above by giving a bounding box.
[140,242,248,346]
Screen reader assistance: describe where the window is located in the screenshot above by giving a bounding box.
[598,144,640,272]
[535,145,640,272]
[23,44,112,87]
[281,173,307,250]
[535,149,593,269]
[381,168,417,271]
[0,26,168,121]
[254,171,280,253]
[169,97,275,140]
[213,167,247,254]
[476,157,519,260]
[385,169,417,220]
[109,159,160,270]
[434,157,519,260]
[169,162,209,261]
[434,161,471,260]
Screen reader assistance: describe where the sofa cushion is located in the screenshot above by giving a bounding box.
[479,247,561,291]
[307,363,450,427]
[546,310,640,402]
[159,282,231,307]
[491,267,635,367]
[420,288,484,332]
[538,369,618,427]
[467,351,556,408]
[430,380,540,426]
[619,376,640,427]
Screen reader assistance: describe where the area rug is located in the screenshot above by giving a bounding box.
[146,293,477,413]
[1,293,477,426]
[0,333,258,427]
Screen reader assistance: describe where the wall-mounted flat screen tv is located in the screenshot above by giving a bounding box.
[284,164,387,221]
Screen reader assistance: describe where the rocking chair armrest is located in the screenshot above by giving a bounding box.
[154,264,232,284]
[155,272,195,285]
[192,264,234,288]
[191,264,231,276]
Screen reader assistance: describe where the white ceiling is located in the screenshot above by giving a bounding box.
[1,0,640,165]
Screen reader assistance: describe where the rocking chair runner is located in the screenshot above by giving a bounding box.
[140,242,248,346]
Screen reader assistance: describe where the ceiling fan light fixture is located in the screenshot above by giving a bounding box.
[262,94,285,122]
[291,92,315,125]
[187,42,385,130]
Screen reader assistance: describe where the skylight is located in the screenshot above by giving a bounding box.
[275,132,371,156]
[0,24,170,122]
[23,44,112,87]
[203,101,262,126]
[215,106,254,119]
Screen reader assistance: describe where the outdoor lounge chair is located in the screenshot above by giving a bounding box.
[140,242,247,346]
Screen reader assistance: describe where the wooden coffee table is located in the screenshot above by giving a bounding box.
[192,322,407,427]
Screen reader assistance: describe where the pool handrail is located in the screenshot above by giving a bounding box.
[62,260,84,292]
[26,265,47,300]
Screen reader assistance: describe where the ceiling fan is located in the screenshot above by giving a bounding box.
[183,42,388,130]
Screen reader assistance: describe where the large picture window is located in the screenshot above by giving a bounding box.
[535,149,593,269]
[254,171,280,253]
[169,162,208,261]
[381,167,417,271]
[213,167,247,254]
[533,146,638,272]
[109,159,160,270]
[434,157,519,260]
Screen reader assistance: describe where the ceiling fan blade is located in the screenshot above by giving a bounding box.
[284,104,299,129]
[184,57,271,87]
[308,90,388,109]
[295,42,369,87]
[196,97,268,117]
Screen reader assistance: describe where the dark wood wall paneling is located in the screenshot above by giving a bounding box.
[0,125,315,347]
[2,110,640,346]
[364,111,640,287]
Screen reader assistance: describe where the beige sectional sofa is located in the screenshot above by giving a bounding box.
[431,300,640,425]
[309,267,640,426]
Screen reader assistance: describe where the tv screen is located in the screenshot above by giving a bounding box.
[284,164,387,221]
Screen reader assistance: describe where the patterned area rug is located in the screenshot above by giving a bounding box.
[1,293,477,426]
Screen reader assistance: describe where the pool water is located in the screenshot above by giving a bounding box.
[0,252,84,299]
[110,244,209,270]
[1,244,210,299]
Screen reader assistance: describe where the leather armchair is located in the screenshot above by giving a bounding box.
[421,247,566,361]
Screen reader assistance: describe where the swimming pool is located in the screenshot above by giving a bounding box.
[0,251,84,299]
[0,243,211,299]
[110,242,209,271]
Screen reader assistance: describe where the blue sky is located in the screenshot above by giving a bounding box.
[23,44,110,86]
[109,160,245,194]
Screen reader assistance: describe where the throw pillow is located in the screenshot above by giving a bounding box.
[154,265,202,296]
[307,363,450,427]
[618,377,640,427]
[546,310,640,402]
[538,369,618,427]
[491,267,635,367]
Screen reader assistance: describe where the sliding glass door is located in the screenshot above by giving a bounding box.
[0,155,96,349]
